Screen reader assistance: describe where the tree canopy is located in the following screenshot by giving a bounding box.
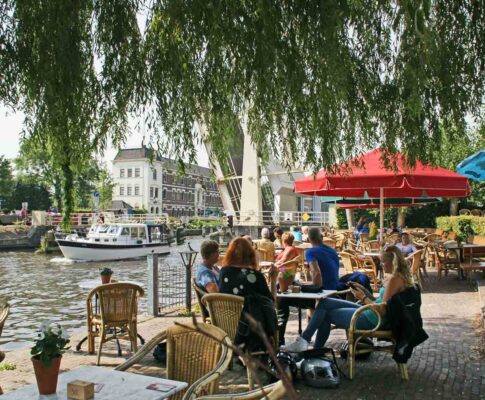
[1,1,485,224]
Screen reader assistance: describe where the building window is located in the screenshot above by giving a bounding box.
[154,188,159,198]
[127,168,133,178]
[120,169,125,178]
[152,168,157,180]
[119,186,124,196]
[134,186,140,196]
[162,188,167,199]
[127,186,132,196]
[150,187,154,198]
[135,168,140,177]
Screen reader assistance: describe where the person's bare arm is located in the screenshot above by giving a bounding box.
[205,282,219,293]
[309,260,322,287]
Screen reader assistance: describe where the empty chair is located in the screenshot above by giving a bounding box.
[459,209,471,216]
[86,282,144,365]
[470,209,483,217]
[407,250,425,289]
[116,322,233,400]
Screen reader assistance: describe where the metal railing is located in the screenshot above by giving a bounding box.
[154,255,199,315]
[233,211,330,226]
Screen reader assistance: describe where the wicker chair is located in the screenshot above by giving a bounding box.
[322,238,336,249]
[201,293,275,390]
[459,209,471,216]
[406,250,424,289]
[436,242,461,279]
[0,302,10,395]
[87,282,144,365]
[347,304,408,381]
[191,380,286,400]
[340,252,379,291]
[365,240,380,252]
[470,209,483,217]
[192,278,211,323]
[202,293,244,344]
[116,322,233,400]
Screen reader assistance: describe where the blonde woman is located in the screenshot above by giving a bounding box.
[274,232,299,266]
[283,245,413,352]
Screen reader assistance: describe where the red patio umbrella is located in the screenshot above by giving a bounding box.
[294,149,471,240]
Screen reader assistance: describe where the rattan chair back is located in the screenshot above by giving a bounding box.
[339,252,356,275]
[192,278,210,323]
[191,380,287,400]
[116,322,233,400]
[201,293,244,342]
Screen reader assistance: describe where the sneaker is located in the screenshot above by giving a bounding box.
[281,336,309,353]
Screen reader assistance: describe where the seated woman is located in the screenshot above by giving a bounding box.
[274,232,299,266]
[282,245,413,352]
[219,237,276,299]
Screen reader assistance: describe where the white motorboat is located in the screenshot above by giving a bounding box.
[56,223,171,261]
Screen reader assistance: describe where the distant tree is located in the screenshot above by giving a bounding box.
[97,166,114,211]
[7,180,51,211]
[0,156,14,207]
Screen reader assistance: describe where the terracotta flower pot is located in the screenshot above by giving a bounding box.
[278,275,294,292]
[101,274,112,284]
[32,356,61,395]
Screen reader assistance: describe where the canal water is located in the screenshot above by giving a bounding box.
[0,238,204,351]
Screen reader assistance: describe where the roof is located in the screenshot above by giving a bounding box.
[114,146,212,176]
[107,200,134,210]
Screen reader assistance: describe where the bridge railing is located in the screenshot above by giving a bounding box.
[232,211,329,226]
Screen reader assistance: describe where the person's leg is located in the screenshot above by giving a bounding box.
[277,298,313,345]
[314,307,376,348]
[302,297,360,343]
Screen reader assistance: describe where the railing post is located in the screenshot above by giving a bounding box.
[147,253,159,317]
[180,246,199,312]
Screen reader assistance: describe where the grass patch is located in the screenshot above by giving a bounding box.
[0,361,17,371]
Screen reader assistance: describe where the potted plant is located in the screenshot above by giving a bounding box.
[278,266,294,292]
[100,267,113,284]
[31,322,69,395]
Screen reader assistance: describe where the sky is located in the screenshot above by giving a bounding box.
[0,105,210,168]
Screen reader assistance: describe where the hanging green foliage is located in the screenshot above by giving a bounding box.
[1,1,485,224]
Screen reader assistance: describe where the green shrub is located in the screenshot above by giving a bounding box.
[436,216,485,241]
[132,208,147,214]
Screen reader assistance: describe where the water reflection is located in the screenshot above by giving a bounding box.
[0,238,203,349]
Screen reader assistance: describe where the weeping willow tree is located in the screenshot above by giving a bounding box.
[1,1,485,225]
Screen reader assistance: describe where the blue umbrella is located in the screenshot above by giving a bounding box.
[456,150,485,182]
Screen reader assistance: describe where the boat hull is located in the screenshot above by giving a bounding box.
[57,240,170,261]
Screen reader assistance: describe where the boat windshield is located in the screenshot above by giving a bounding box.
[98,225,110,233]
[108,226,120,235]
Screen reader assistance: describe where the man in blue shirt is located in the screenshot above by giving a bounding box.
[281,227,340,351]
[195,240,221,293]
[277,227,339,345]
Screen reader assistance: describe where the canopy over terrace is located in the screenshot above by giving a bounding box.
[295,149,471,239]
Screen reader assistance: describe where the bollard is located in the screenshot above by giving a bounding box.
[180,244,198,312]
[147,253,159,317]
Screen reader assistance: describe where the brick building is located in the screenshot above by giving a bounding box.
[111,147,223,216]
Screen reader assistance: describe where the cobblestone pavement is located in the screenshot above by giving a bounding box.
[1,271,484,399]
[290,271,485,400]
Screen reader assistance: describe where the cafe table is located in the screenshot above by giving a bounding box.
[1,366,188,400]
[277,290,337,334]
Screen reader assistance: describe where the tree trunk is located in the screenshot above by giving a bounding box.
[449,198,458,216]
[345,209,354,229]
[397,208,407,228]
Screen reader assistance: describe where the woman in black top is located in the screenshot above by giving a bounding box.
[219,237,273,300]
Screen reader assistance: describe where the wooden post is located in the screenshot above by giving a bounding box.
[147,253,159,317]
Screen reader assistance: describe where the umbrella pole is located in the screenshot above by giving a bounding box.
[379,188,384,242]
